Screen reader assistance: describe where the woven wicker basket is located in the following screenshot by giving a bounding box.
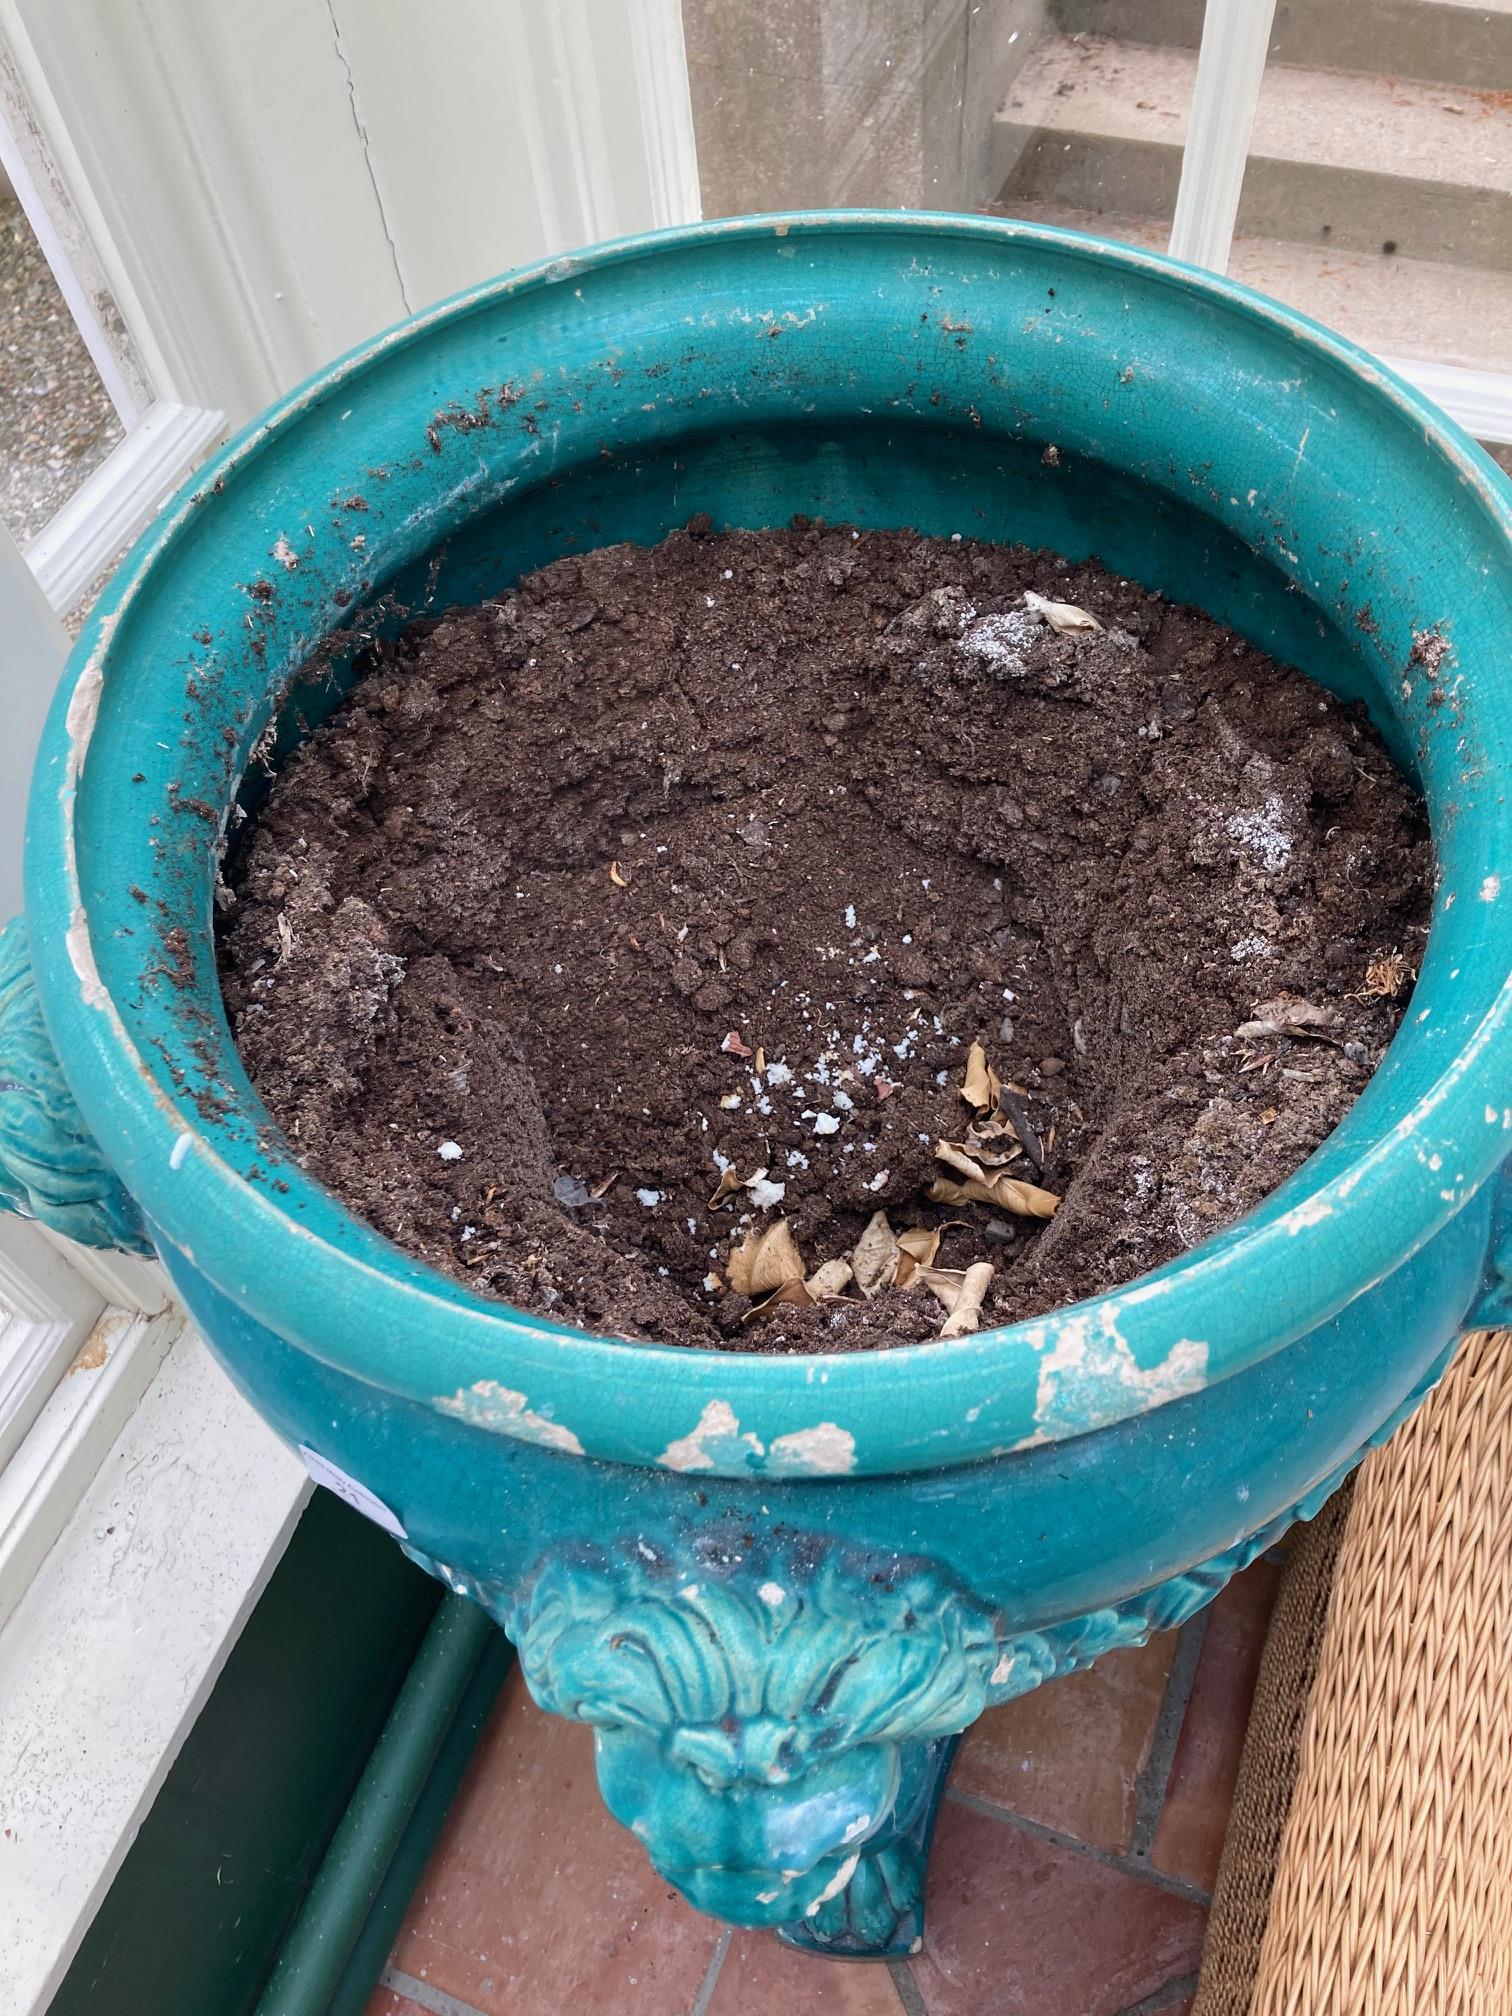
[1194,1327,1512,2016]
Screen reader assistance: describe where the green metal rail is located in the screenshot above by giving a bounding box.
[253,1594,510,2016]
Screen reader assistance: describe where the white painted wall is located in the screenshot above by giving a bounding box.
[2,0,699,435]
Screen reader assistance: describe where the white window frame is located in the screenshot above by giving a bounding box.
[0,22,228,615]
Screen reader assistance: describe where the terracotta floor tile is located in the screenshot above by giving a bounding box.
[1152,1557,1281,1891]
[707,1931,907,2014]
[951,1632,1177,1852]
[910,1800,1207,2016]
[388,1667,722,2015]
[363,1991,424,2016]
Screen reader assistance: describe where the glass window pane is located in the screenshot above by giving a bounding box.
[1235,9,1512,374]
[1,188,124,548]
[681,1,1187,251]
[991,11,1190,252]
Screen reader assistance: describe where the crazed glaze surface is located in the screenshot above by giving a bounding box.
[2,214,1509,1947]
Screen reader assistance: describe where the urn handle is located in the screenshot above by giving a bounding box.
[0,915,152,1254]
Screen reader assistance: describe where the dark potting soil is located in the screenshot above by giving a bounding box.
[217,521,1429,1352]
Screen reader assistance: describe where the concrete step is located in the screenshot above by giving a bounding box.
[991,199,1512,377]
[1049,0,1512,95]
[995,35,1512,273]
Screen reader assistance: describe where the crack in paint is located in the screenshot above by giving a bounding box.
[325,0,413,315]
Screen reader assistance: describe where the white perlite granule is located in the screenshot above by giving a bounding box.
[957,607,1042,672]
[1226,793,1293,873]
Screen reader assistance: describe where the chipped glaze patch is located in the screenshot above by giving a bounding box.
[655,1403,856,1475]
[59,652,114,1017]
[65,906,109,1011]
[657,1398,764,1472]
[1024,1306,1210,1441]
[806,1852,860,1915]
[434,1379,583,1454]
[1481,874,1501,902]
[63,658,105,791]
[767,1423,857,1476]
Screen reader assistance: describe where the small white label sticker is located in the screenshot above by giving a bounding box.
[299,1444,407,1538]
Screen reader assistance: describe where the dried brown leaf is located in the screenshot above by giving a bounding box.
[806,1258,855,1300]
[1252,996,1339,1029]
[897,1225,942,1264]
[1024,588,1102,634]
[911,1261,995,1336]
[721,1030,753,1058]
[851,1210,900,1298]
[941,1262,995,1338]
[731,1218,804,1295]
[609,860,630,887]
[1236,997,1343,1042]
[914,1263,971,1315]
[931,1174,992,1208]
[962,1041,1002,1113]
[894,1225,942,1288]
[588,1171,618,1200]
[934,1141,992,1184]
[929,1140,1059,1218]
[740,1276,814,1324]
[708,1166,749,1208]
[928,1174,1060,1218]
[963,1114,1020,1167]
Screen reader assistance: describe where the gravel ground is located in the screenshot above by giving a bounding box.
[1,196,122,547]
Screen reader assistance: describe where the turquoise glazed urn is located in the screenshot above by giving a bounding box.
[3,215,1510,1956]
